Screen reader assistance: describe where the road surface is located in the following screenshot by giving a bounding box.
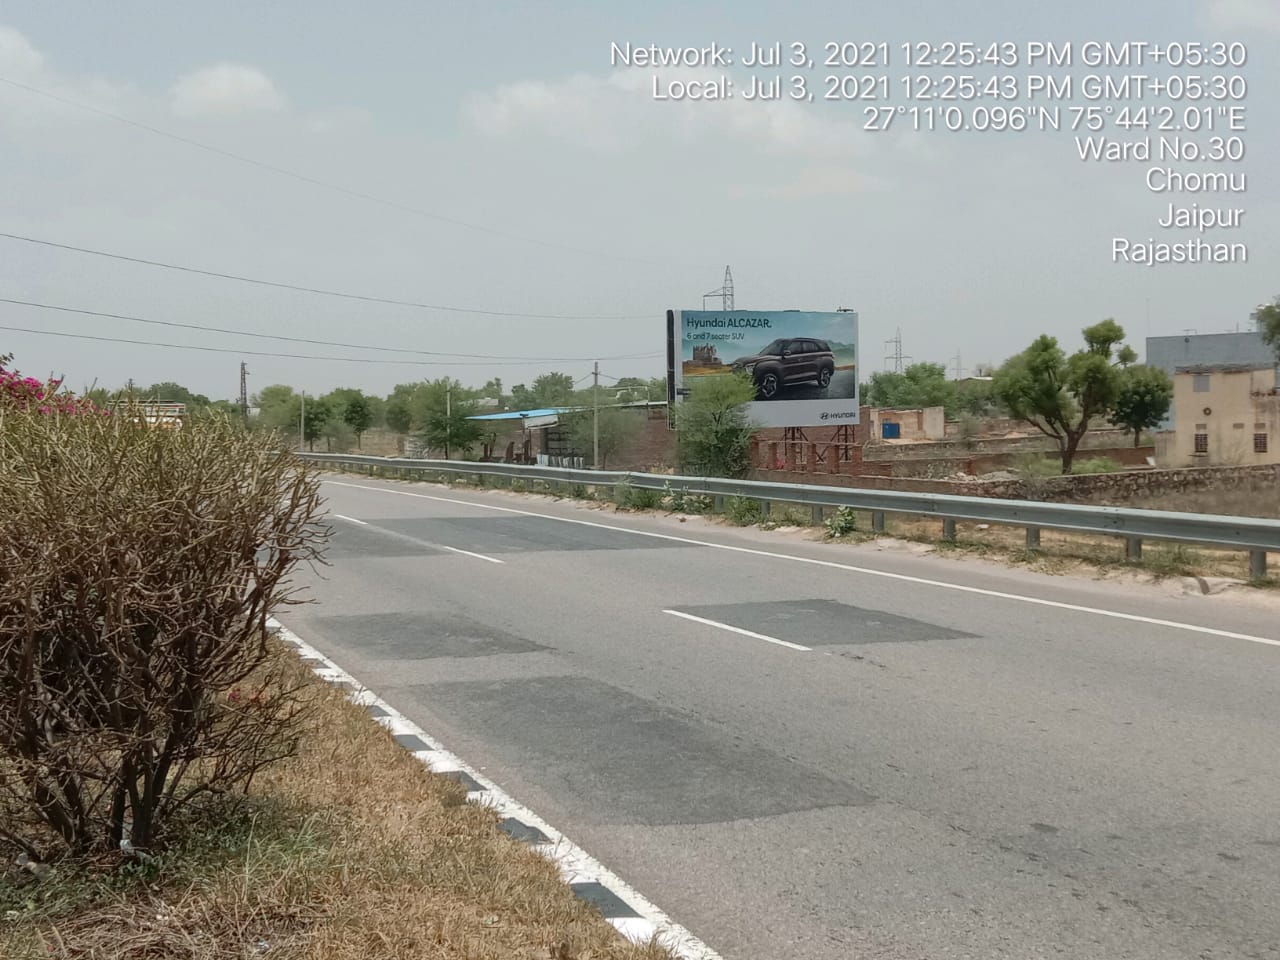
[285,474,1280,960]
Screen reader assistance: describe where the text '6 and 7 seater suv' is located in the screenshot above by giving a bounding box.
[731,338,836,400]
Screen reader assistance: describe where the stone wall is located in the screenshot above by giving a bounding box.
[747,462,1280,505]
[863,428,1136,461]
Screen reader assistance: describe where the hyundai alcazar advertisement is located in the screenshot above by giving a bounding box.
[669,309,859,429]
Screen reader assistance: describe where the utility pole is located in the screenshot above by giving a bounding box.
[952,351,963,380]
[299,391,305,452]
[445,382,452,459]
[239,362,249,421]
[592,360,600,469]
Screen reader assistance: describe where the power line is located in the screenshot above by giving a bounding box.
[0,77,680,269]
[0,232,653,320]
[0,323,661,367]
[0,297,658,362]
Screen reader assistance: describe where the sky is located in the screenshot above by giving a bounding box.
[0,0,1276,401]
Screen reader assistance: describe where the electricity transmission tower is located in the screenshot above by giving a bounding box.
[883,328,911,373]
[702,265,734,311]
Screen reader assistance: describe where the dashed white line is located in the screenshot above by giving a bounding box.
[330,508,504,564]
[431,541,505,565]
[663,609,811,652]
[322,479,1280,650]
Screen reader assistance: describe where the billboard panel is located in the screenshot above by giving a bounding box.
[670,310,859,428]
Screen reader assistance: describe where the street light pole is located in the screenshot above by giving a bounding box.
[299,390,305,452]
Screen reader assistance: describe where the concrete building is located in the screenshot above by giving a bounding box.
[1145,331,1276,428]
[1156,363,1279,467]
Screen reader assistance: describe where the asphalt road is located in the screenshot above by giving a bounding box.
[286,475,1280,960]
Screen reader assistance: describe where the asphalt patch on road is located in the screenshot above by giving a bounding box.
[324,522,445,560]
[408,675,871,826]
[311,612,547,660]
[389,516,697,554]
[676,599,977,647]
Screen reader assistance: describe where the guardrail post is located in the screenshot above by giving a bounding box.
[812,504,824,524]
[871,511,885,533]
[759,500,771,518]
[1125,536,1142,561]
[1249,550,1267,580]
[1026,527,1041,550]
[713,494,724,513]
[942,518,957,542]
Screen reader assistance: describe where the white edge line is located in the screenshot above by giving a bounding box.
[663,609,811,652]
[333,514,368,526]
[267,616,722,960]
[322,479,1280,650]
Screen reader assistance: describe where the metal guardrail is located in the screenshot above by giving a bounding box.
[299,453,1279,578]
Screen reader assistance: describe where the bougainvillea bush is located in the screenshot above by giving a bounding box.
[0,358,329,860]
[0,356,106,417]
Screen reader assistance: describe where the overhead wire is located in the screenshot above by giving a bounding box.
[0,298,660,362]
[0,232,655,320]
[0,324,659,367]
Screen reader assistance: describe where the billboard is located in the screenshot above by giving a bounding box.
[668,309,859,428]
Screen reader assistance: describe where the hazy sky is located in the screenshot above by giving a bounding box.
[1,1,1276,400]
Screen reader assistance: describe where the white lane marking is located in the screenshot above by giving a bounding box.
[433,542,505,565]
[332,507,504,564]
[267,618,721,960]
[664,609,811,652]
[322,480,1280,650]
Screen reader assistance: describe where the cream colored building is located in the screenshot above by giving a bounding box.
[1157,363,1279,467]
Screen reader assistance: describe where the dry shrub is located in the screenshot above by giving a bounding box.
[0,401,327,861]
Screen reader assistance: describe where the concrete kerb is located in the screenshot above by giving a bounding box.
[265,616,721,960]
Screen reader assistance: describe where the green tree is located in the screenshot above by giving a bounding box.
[529,372,575,407]
[953,377,1002,417]
[1110,365,1173,446]
[253,384,298,432]
[421,404,482,459]
[481,378,505,410]
[675,372,758,478]
[299,396,331,451]
[993,319,1131,474]
[384,384,413,433]
[561,405,642,469]
[865,362,956,412]
[324,389,374,447]
[1255,295,1280,361]
[509,383,535,410]
[143,381,212,409]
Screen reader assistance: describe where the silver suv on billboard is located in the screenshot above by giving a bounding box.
[731,337,836,400]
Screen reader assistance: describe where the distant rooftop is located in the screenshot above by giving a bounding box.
[1175,362,1276,374]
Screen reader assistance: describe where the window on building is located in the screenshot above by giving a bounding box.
[1257,434,1270,454]
[1233,422,1245,430]
[1193,374,1211,393]
[1194,433,1209,454]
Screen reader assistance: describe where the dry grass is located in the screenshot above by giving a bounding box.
[880,514,1265,582]
[1,653,672,960]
